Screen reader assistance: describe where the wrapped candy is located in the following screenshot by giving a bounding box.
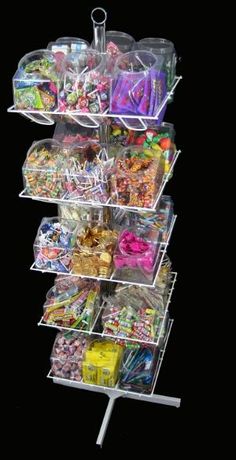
[43,277,100,330]
[51,330,89,381]
[72,223,118,278]
[34,217,78,273]
[119,346,158,393]
[13,50,61,110]
[82,340,123,387]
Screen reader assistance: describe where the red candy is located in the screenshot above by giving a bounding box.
[159,138,171,150]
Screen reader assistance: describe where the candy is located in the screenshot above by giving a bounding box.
[51,331,89,381]
[110,146,165,208]
[82,340,123,387]
[72,223,118,278]
[13,50,60,110]
[43,277,100,329]
[119,346,157,393]
[34,217,78,272]
[59,51,110,113]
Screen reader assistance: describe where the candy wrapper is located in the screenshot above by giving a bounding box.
[82,340,123,387]
[119,346,158,393]
[13,50,61,110]
[51,330,89,381]
[34,217,78,273]
[43,277,100,330]
[72,223,118,278]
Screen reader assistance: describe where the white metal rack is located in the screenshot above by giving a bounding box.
[19,150,181,212]
[8,76,182,130]
[10,7,182,447]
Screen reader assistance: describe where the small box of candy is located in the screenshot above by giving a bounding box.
[22,139,65,199]
[43,276,100,330]
[102,283,167,343]
[34,217,78,273]
[113,226,160,283]
[110,50,167,120]
[51,330,89,381]
[59,50,110,113]
[82,340,123,387]
[110,146,165,209]
[13,50,61,111]
[119,345,158,393]
[72,222,118,278]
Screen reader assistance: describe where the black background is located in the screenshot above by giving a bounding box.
[3,1,207,455]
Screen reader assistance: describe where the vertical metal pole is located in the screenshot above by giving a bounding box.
[96,396,117,447]
[91,7,109,147]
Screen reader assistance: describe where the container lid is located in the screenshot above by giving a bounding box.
[137,38,175,55]
[64,50,104,75]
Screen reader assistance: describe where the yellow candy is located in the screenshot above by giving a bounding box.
[112,129,121,136]
[143,149,154,157]
[152,143,163,152]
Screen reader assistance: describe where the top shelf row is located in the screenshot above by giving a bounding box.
[8,32,182,130]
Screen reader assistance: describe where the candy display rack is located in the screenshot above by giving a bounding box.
[9,7,182,447]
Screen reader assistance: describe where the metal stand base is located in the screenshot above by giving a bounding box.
[96,392,180,447]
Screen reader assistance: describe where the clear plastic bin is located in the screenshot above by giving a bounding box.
[13,50,61,110]
[51,331,89,381]
[106,31,135,53]
[119,345,158,393]
[48,37,89,54]
[72,222,118,278]
[43,277,100,329]
[34,217,78,273]
[53,121,99,145]
[102,283,166,343]
[110,50,166,118]
[59,50,110,113]
[110,145,165,208]
[136,38,176,92]
[82,339,123,387]
[61,142,111,204]
[22,139,64,198]
[59,204,110,223]
[113,226,160,283]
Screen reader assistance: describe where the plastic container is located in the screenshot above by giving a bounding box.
[13,50,60,110]
[22,139,64,198]
[34,217,78,273]
[106,30,135,53]
[82,339,123,387]
[48,37,90,54]
[102,283,167,343]
[53,121,99,144]
[61,141,111,204]
[72,222,118,278]
[113,226,160,283]
[136,38,176,91]
[59,50,110,112]
[110,145,165,208]
[110,50,167,118]
[59,204,110,223]
[119,345,158,393]
[51,331,88,381]
[43,278,100,329]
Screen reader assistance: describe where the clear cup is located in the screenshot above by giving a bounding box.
[105,30,135,53]
[137,38,176,91]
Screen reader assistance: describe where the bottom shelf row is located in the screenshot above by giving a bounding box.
[48,318,173,396]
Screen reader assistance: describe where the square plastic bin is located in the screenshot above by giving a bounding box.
[34,217,78,273]
[59,50,110,113]
[110,145,165,209]
[51,330,89,381]
[71,222,118,278]
[110,50,167,119]
[22,139,64,199]
[119,345,158,393]
[43,277,100,330]
[13,50,61,111]
[113,225,161,283]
